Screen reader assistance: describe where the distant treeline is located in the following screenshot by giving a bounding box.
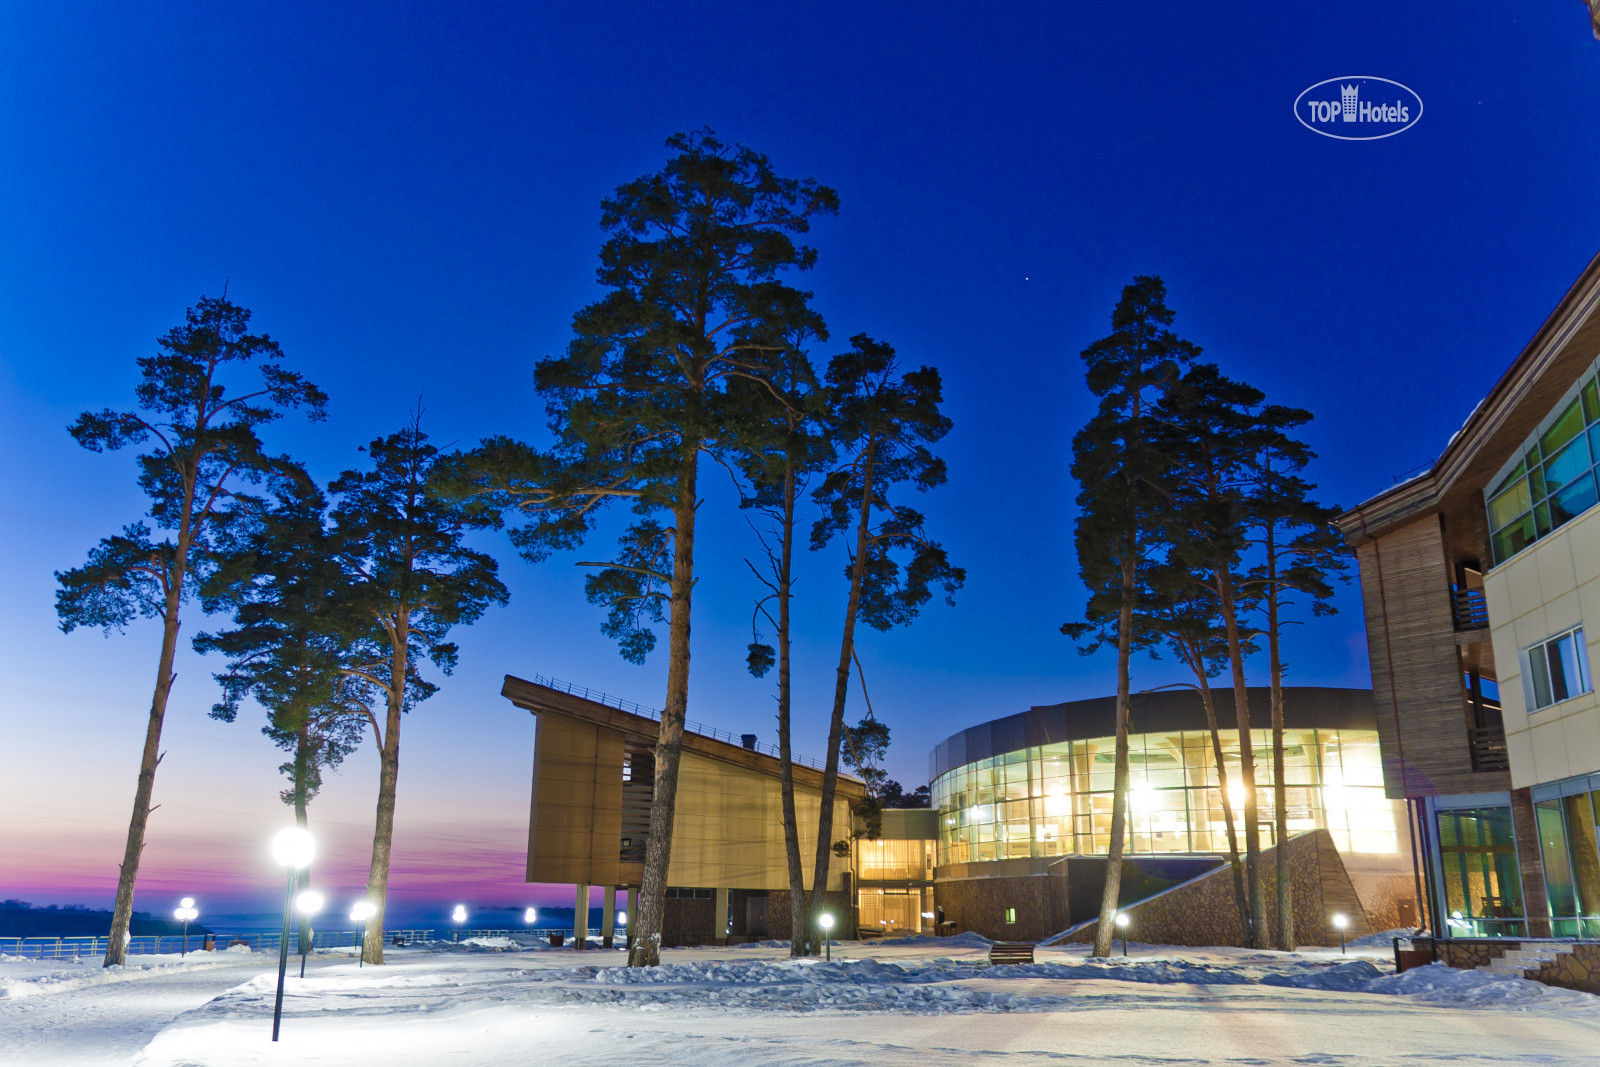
[0,899,212,938]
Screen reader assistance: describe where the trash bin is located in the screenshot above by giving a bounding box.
[203,935,216,952]
[548,932,564,947]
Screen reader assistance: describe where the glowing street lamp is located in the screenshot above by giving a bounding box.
[173,898,199,958]
[1114,912,1130,957]
[1331,913,1349,955]
[524,907,538,925]
[269,827,314,1043]
[350,901,378,968]
[296,890,325,978]
[453,904,468,942]
[818,912,835,962]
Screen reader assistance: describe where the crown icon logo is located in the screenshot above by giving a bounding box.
[1340,84,1359,121]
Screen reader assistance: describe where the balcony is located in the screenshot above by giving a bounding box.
[1452,587,1490,632]
[1468,726,1509,772]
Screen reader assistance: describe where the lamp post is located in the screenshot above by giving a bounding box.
[819,913,835,962]
[350,901,377,968]
[295,891,325,978]
[453,905,468,943]
[173,899,198,958]
[269,827,315,1043]
[1332,913,1348,955]
[1115,912,1129,957]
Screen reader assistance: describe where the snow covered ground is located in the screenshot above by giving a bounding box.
[4,936,1599,1066]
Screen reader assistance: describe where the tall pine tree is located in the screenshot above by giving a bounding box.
[442,131,837,966]
[55,296,324,966]
[1063,276,1194,958]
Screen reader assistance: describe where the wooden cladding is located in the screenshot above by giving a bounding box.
[1357,515,1510,798]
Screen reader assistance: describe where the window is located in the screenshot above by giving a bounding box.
[1004,907,1016,924]
[1524,627,1593,711]
[1486,370,1600,563]
[664,887,713,900]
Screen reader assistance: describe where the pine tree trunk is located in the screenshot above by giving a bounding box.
[295,721,313,952]
[630,442,700,967]
[775,462,809,958]
[808,443,877,938]
[363,616,408,965]
[1217,570,1268,948]
[1197,673,1252,942]
[102,605,181,968]
[1268,561,1293,950]
[1094,553,1135,958]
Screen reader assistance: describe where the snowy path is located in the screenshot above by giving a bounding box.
[8,940,1600,1065]
[0,954,274,1067]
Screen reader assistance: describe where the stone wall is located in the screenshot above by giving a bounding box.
[1527,944,1600,995]
[1061,830,1372,949]
[766,889,853,943]
[1350,872,1419,933]
[661,896,716,946]
[935,874,1054,941]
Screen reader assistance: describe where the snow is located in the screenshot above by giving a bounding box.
[4,938,1599,1065]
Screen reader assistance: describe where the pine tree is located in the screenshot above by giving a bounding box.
[1063,276,1194,958]
[736,320,830,958]
[330,420,507,964]
[55,296,325,967]
[808,335,963,945]
[440,131,837,966]
[1156,362,1271,948]
[1241,405,1350,950]
[194,469,368,947]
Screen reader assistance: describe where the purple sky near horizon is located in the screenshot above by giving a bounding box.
[2,3,1599,922]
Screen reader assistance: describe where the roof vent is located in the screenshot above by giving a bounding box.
[740,733,758,751]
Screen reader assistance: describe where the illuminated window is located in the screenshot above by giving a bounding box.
[1004,907,1016,924]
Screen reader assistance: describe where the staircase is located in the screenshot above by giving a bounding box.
[1483,943,1576,978]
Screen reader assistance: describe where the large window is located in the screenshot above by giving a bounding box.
[931,728,1395,865]
[1535,791,1600,937]
[1523,626,1593,711]
[1486,370,1600,563]
[1437,806,1524,936]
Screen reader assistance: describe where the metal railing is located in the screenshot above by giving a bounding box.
[1451,587,1490,631]
[1468,725,1510,771]
[530,672,826,770]
[0,927,605,961]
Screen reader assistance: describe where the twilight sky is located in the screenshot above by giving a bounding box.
[2,3,1598,926]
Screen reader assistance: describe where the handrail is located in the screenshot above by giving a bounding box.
[1451,587,1490,631]
[528,672,827,771]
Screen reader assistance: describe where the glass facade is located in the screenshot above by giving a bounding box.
[931,728,1394,866]
[856,887,933,934]
[1486,368,1600,564]
[1534,791,1600,937]
[1436,806,1525,936]
[856,838,935,882]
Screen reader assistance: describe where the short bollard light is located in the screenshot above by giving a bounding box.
[350,901,378,968]
[819,912,835,962]
[173,898,199,958]
[295,890,325,978]
[1114,912,1130,957]
[269,828,315,1043]
[1332,913,1349,955]
[453,904,468,942]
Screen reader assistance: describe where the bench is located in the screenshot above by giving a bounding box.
[988,941,1035,965]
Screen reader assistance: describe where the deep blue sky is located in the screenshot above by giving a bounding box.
[3,3,1598,917]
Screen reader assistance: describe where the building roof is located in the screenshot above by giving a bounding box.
[929,686,1377,782]
[501,673,866,797]
[1336,248,1600,546]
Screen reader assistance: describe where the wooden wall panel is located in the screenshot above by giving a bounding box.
[1358,514,1509,797]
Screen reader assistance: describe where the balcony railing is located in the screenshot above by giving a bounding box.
[1468,726,1509,772]
[1452,588,1490,631]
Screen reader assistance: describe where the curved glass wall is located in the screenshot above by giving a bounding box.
[931,727,1394,865]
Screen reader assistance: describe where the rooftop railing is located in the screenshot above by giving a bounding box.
[528,672,825,771]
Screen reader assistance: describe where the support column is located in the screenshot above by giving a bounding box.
[713,887,730,943]
[574,883,590,949]
[601,886,617,948]
[625,887,639,950]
